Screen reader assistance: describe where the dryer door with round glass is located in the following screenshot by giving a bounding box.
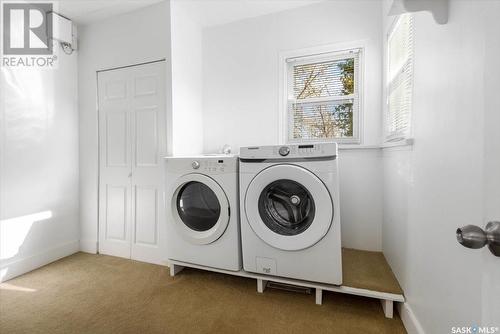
[244,164,333,251]
[171,174,230,245]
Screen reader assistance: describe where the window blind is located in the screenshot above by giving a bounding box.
[386,14,414,141]
[287,49,360,142]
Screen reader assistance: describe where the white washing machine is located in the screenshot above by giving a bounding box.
[165,155,241,271]
[239,143,342,285]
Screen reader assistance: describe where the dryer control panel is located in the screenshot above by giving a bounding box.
[164,155,238,174]
[240,143,337,160]
[195,159,230,173]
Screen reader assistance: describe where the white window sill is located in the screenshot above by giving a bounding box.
[337,138,414,150]
[338,144,381,150]
[381,138,414,149]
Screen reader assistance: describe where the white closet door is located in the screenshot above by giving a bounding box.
[98,68,133,259]
[98,61,167,265]
[129,63,166,265]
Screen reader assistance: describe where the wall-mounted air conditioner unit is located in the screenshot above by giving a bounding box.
[48,11,77,54]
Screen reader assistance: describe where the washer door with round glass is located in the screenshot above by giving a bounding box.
[171,174,230,245]
[244,164,333,251]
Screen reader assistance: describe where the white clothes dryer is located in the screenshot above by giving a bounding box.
[165,155,241,271]
[239,144,342,285]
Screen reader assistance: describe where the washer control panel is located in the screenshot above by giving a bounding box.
[240,143,337,160]
[297,144,317,155]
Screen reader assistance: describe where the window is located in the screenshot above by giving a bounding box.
[282,47,362,143]
[386,14,414,141]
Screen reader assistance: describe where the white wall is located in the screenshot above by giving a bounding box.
[339,149,383,251]
[201,0,383,250]
[202,0,383,151]
[381,1,500,332]
[0,50,79,281]
[78,1,171,253]
[170,1,204,156]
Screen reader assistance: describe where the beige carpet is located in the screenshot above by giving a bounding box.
[342,248,403,295]
[0,253,406,334]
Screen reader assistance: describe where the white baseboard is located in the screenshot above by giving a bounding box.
[79,239,98,254]
[0,240,79,282]
[398,302,426,334]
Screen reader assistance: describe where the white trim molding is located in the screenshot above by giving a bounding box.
[398,302,426,334]
[0,240,79,282]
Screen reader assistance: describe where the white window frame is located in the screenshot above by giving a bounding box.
[279,41,365,145]
[384,14,415,143]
